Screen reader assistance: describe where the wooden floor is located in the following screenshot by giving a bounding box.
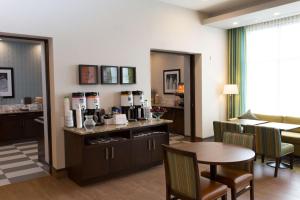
[0,160,300,200]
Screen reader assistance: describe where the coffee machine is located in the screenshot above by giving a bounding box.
[71,92,86,127]
[132,90,145,120]
[85,92,104,125]
[120,91,136,121]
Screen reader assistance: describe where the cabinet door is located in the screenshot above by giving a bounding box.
[109,141,132,173]
[23,113,44,139]
[131,137,152,168]
[151,133,169,163]
[0,115,21,142]
[82,145,109,179]
[173,109,184,135]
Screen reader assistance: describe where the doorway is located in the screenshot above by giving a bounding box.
[0,34,52,186]
[150,50,198,142]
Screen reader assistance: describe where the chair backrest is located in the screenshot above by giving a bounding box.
[223,132,254,172]
[162,145,199,200]
[213,121,242,142]
[255,127,281,157]
[223,132,254,150]
[243,125,256,135]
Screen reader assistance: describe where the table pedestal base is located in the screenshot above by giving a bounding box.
[266,161,290,169]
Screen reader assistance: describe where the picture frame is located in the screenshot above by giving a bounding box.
[163,69,181,94]
[0,67,14,98]
[120,66,136,84]
[100,65,119,84]
[78,65,98,85]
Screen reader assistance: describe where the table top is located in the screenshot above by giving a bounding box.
[257,122,300,130]
[64,119,173,135]
[171,142,255,165]
[231,119,268,126]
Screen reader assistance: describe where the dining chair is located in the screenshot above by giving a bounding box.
[162,145,227,200]
[213,121,242,142]
[201,132,254,200]
[243,125,258,161]
[255,126,294,177]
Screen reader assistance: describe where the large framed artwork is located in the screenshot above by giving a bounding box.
[120,66,136,84]
[0,67,14,98]
[78,65,98,85]
[163,69,180,94]
[101,65,118,84]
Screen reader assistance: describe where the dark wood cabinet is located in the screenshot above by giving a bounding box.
[132,137,154,168]
[83,145,109,179]
[151,133,168,162]
[64,122,170,185]
[154,106,184,135]
[0,112,43,143]
[109,141,132,174]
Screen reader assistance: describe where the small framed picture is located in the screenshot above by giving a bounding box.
[101,65,118,84]
[78,65,98,85]
[163,69,180,94]
[120,66,136,84]
[0,67,14,98]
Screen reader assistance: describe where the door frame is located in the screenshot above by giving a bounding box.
[150,49,200,142]
[0,32,53,172]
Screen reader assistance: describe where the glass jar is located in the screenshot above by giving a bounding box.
[83,115,96,131]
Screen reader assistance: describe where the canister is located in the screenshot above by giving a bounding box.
[86,92,100,110]
[121,91,133,107]
[132,90,144,106]
[72,92,86,110]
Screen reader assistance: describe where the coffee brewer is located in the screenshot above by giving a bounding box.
[120,91,136,121]
[85,92,104,125]
[71,92,86,127]
[132,90,145,120]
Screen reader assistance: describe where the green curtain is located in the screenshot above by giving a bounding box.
[227,27,246,119]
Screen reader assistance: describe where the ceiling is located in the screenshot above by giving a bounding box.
[158,0,275,16]
[157,0,300,29]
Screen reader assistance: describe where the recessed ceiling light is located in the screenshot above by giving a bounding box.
[233,22,238,25]
[0,38,2,41]
[273,12,280,16]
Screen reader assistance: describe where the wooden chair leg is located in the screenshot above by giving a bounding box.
[250,180,254,200]
[231,188,237,200]
[290,154,294,170]
[274,158,280,177]
[222,194,227,200]
[261,155,265,163]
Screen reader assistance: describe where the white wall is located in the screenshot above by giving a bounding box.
[0,0,227,169]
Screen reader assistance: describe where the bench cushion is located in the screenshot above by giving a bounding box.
[283,116,300,132]
[255,114,283,123]
[282,131,300,145]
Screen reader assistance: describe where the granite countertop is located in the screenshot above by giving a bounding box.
[152,104,184,110]
[64,119,173,136]
[0,110,43,115]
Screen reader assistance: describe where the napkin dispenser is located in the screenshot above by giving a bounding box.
[113,114,128,125]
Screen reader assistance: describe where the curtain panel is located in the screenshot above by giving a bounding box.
[228,27,246,118]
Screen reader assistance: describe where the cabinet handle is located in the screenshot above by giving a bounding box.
[105,148,109,160]
[148,140,151,151]
[153,139,156,150]
[111,147,114,159]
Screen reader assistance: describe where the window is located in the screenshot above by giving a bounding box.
[246,16,300,117]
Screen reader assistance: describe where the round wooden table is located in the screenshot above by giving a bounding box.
[172,142,255,179]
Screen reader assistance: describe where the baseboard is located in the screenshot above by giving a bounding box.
[51,166,67,179]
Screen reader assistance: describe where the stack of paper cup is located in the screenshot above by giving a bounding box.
[64,96,74,127]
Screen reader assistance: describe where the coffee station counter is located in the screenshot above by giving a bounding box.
[64,119,172,185]
[64,119,173,135]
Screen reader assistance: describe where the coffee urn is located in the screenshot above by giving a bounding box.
[132,90,145,119]
[120,91,136,121]
[85,92,104,125]
[71,92,86,127]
